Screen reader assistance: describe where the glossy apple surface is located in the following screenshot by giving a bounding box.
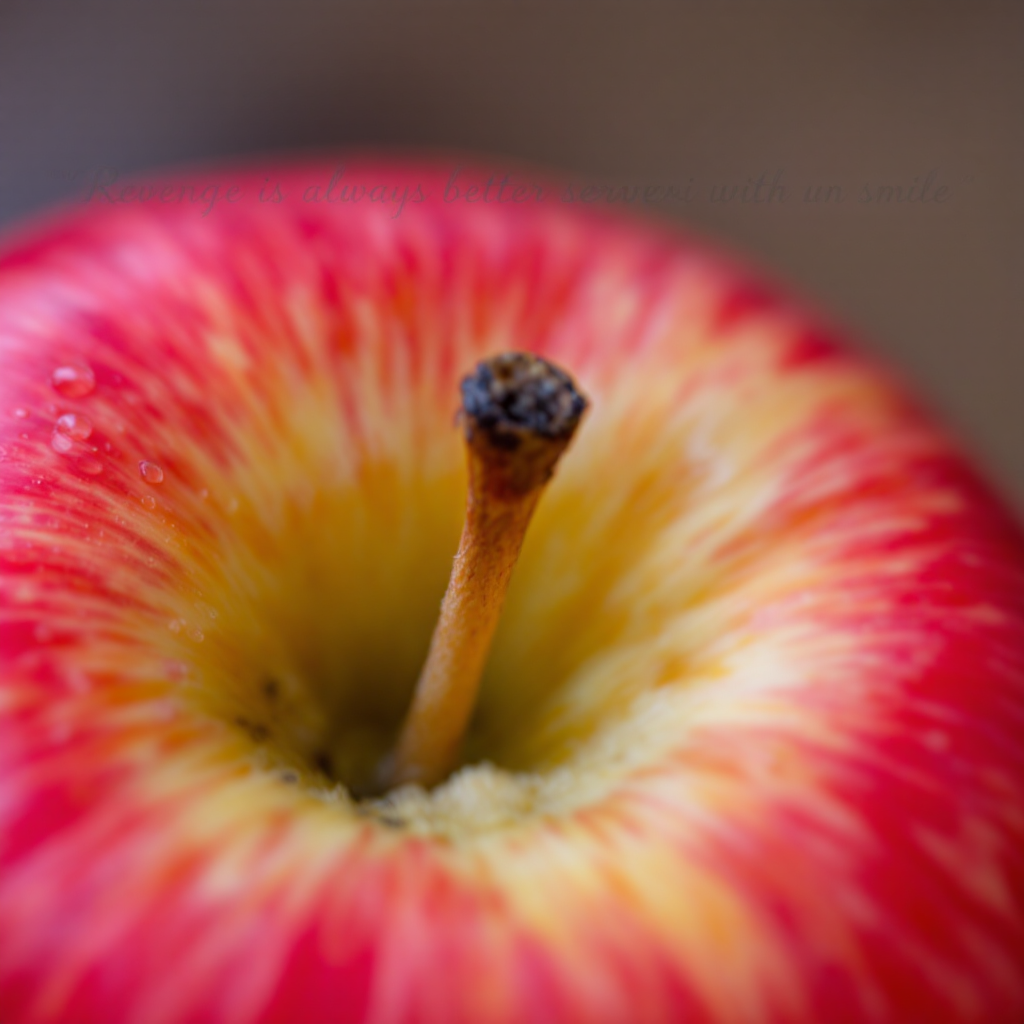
[0,159,1022,1024]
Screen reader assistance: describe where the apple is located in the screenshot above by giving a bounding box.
[0,157,1022,1024]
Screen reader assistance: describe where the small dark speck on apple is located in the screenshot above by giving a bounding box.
[234,716,270,743]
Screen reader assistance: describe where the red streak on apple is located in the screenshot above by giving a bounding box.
[0,159,1022,1024]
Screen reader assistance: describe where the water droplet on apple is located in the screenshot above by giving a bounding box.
[55,412,93,441]
[50,431,75,454]
[79,457,104,476]
[187,627,205,643]
[140,494,157,510]
[139,460,164,484]
[168,619,183,634]
[13,407,29,419]
[194,600,219,620]
[51,364,96,398]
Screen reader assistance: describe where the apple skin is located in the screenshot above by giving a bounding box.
[0,157,1022,1024]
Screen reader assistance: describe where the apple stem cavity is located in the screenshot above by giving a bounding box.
[379,352,588,791]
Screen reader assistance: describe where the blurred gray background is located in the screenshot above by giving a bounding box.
[1,1,1021,513]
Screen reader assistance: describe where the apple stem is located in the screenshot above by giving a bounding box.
[379,352,588,791]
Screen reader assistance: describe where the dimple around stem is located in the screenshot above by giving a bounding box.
[380,352,588,791]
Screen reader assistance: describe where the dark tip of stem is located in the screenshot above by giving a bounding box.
[461,352,588,453]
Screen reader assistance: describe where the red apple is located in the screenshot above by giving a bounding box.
[0,157,1022,1024]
